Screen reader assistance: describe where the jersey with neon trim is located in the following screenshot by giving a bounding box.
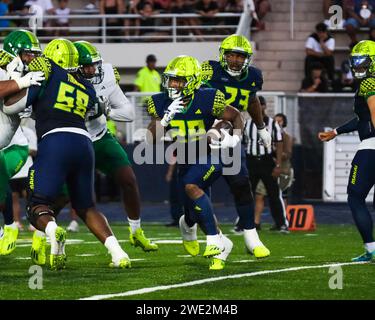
[26,57,97,140]
[0,68,27,149]
[355,77,375,141]
[86,63,135,141]
[148,88,226,162]
[201,60,263,111]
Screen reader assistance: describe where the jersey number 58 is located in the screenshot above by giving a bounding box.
[54,82,89,118]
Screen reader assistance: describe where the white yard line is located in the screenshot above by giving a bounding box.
[284,256,305,259]
[79,261,367,300]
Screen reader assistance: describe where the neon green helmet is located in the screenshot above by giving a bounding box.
[350,40,375,79]
[162,55,201,100]
[3,29,42,58]
[43,38,79,72]
[73,41,104,84]
[219,34,253,77]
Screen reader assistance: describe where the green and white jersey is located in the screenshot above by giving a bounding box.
[0,68,26,150]
[86,63,135,142]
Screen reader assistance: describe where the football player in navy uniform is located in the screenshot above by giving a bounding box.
[4,39,131,270]
[319,40,375,262]
[148,55,244,270]
[201,34,273,257]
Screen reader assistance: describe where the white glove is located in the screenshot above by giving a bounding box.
[160,97,185,127]
[14,71,45,89]
[18,105,33,119]
[98,96,111,117]
[257,127,272,148]
[6,56,24,80]
[210,128,241,149]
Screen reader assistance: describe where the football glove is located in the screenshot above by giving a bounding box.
[257,127,272,148]
[14,71,45,89]
[160,97,185,127]
[210,128,241,149]
[18,105,32,119]
[98,96,111,117]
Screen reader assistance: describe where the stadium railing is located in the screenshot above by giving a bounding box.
[0,13,242,43]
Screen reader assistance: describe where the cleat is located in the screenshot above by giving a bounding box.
[183,240,200,256]
[109,257,131,269]
[253,245,271,259]
[351,251,375,262]
[49,227,67,271]
[0,225,19,255]
[203,244,223,258]
[209,258,226,270]
[31,231,47,265]
[129,227,158,252]
[179,215,199,255]
[67,220,79,232]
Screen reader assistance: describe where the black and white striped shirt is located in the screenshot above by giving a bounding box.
[245,116,283,156]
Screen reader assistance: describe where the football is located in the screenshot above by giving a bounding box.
[207,120,233,144]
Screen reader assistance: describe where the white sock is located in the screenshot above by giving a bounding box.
[45,221,58,254]
[5,222,17,229]
[364,242,375,253]
[215,234,233,261]
[128,218,141,234]
[243,228,263,252]
[179,215,197,241]
[206,234,224,250]
[105,236,128,263]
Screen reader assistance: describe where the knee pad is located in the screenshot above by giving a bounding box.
[26,193,55,226]
[229,177,254,205]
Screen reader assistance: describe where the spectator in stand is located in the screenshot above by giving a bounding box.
[134,54,161,107]
[344,0,375,48]
[323,0,345,29]
[170,0,199,38]
[305,22,335,81]
[300,62,330,93]
[24,0,55,35]
[196,0,220,36]
[137,1,168,40]
[253,0,271,30]
[224,0,243,31]
[54,0,71,37]
[99,0,125,42]
[124,0,141,40]
[0,0,10,36]
[154,0,171,12]
[85,0,98,11]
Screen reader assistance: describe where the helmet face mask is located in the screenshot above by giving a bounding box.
[221,50,251,77]
[80,61,104,84]
[73,41,104,84]
[350,55,372,79]
[219,34,253,77]
[350,40,375,79]
[162,56,201,100]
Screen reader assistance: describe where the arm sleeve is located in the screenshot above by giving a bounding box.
[2,88,30,114]
[212,89,226,118]
[201,61,214,84]
[335,117,359,134]
[107,85,135,122]
[147,96,159,118]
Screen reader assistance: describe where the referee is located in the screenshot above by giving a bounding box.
[245,96,289,233]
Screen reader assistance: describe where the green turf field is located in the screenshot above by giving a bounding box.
[0,223,374,300]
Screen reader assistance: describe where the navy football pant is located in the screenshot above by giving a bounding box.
[28,132,95,212]
[347,149,375,244]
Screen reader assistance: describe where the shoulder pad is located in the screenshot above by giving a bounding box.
[28,56,52,80]
[359,78,375,99]
[113,66,120,85]
[201,60,214,82]
[212,89,226,118]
